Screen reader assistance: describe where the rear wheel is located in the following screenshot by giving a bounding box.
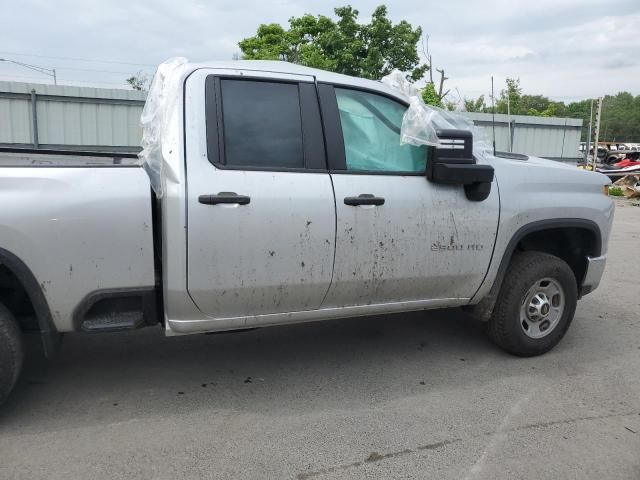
[488,252,577,357]
[0,302,23,405]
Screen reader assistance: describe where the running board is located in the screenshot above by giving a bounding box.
[73,287,159,332]
[81,311,145,332]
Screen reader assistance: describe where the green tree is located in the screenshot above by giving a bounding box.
[420,34,450,106]
[597,92,640,142]
[463,95,486,112]
[126,71,149,92]
[496,78,522,114]
[462,77,640,142]
[239,5,428,81]
[421,82,443,108]
[444,100,457,111]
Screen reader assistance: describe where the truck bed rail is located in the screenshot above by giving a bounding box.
[0,147,139,167]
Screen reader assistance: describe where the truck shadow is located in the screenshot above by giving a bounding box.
[0,308,563,431]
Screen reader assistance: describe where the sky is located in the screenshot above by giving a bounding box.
[1,0,638,103]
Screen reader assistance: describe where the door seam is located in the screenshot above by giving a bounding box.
[319,172,338,309]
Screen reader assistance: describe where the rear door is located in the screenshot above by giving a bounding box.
[318,84,500,308]
[185,71,336,319]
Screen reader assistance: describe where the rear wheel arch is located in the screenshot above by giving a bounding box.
[0,302,23,405]
[0,248,60,356]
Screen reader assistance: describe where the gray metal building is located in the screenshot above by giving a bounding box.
[0,81,582,161]
[460,112,583,161]
[0,81,145,152]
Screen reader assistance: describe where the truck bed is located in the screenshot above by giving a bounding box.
[0,148,156,333]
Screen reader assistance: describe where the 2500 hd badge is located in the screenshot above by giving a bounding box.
[431,241,486,252]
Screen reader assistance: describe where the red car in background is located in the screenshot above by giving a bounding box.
[613,151,640,168]
[597,150,640,180]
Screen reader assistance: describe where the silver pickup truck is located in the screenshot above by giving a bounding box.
[0,61,614,404]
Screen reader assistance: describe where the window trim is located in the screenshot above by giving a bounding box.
[317,82,431,176]
[204,75,327,172]
[322,81,411,108]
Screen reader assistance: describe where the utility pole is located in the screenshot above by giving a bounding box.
[0,58,57,84]
[591,97,603,169]
[491,76,496,156]
[507,93,512,153]
[584,99,593,164]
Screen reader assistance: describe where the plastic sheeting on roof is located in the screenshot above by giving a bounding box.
[138,57,189,198]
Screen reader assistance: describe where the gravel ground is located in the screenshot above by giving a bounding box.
[1,200,639,480]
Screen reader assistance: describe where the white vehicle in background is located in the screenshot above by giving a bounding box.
[0,60,614,405]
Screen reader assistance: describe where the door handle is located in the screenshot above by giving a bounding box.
[198,192,251,205]
[344,194,385,206]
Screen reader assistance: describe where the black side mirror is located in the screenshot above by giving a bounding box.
[427,129,494,201]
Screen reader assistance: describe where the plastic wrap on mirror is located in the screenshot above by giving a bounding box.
[381,70,493,158]
[138,57,189,198]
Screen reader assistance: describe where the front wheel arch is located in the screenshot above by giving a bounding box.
[466,219,601,322]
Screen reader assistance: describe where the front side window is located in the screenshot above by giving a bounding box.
[220,80,304,169]
[335,88,427,173]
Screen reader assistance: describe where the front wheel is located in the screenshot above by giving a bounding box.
[488,252,577,357]
[0,302,23,405]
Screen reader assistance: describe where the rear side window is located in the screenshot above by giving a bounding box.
[220,80,304,169]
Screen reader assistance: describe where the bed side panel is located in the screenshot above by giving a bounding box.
[0,166,155,332]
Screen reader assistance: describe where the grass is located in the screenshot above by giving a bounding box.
[608,186,624,197]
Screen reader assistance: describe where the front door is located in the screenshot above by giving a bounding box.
[318,84,500,308]
[186,71,335,319]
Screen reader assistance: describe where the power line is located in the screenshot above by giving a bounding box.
[0,50,156,67]
[52,78,133,87]
[0,73,51,81]
[0,73,132,88]
[55,66,151,75]
[1,60,153,86]
[0,58,57,84]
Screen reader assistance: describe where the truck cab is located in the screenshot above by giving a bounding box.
[164,63,500,334]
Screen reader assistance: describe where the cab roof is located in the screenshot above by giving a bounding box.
[184,60,408,103]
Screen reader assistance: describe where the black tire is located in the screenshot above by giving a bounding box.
[488,252,577,357]
[0,302,23,405]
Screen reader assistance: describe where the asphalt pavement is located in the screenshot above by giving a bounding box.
[1,199,639,479]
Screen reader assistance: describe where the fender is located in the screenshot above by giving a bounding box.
[467,218,602,321]
[0,248,60,357]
